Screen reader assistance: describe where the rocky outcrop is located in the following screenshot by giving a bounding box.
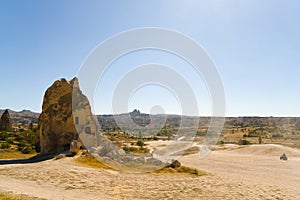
[0,109,13,131]
[37,77,165,172]
[37,77,97,155]
[166,159,181,169]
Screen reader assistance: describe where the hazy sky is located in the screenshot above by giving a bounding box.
[0,0,299,116]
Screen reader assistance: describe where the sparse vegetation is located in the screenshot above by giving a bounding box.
[0,127,37,156]
[136,139,145,148]
[0,128,36,159]
[123,145,150,154]
[239,139,251,145]
[258,134,263,144]
[272,133,283,138]
[0,151,36,159]
[75,153,113,169]
[0,192,45,200]
[0,132,8,140]
[154,165,206,176]
[1,142,11,149]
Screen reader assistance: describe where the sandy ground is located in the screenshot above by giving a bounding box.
[0,143,300,200]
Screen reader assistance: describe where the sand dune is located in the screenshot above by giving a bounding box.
[226,144,300,157]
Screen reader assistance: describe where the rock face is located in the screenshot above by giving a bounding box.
[0,109,13,131]
[37,77,97,155]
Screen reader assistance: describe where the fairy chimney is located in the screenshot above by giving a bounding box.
[0,109,13,131]
[37,77,97,155]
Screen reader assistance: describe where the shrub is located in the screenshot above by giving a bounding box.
[218,140,225,145]
[258,135,262,144]
[32,126,37,132]
[247,130,259,137]
[196,131,206,136]
[21,146,34,154]
[0,142,11,149]
[123,146,149,154]
[176,166,206,176]
[123,146,130,152]
[136,140,144,148]
[14,135,23,142]
[0,132,8,140]
[26,130,37,145]
[18,139,27,147]
[155,166,206,176]
[5,138,14,144]
[272,133,283,138]
[239,139,250,145]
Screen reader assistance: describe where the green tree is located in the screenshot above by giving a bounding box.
[136,140,144,149]
[258,134,262,144]
[0,142,10,149]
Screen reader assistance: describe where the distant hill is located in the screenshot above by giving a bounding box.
[0,109,40,124]
[98,110,300,134]
[0,109,40,117]
[1,108,300,136]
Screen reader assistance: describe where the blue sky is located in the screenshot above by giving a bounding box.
[0,0,299,116]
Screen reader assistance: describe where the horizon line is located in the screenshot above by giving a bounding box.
[1,108,300,118]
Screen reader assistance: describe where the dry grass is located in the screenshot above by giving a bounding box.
[74,153,113,170]
[74,152,207,175]
[0,192,45,200]
[176,166,207,175]
[75,155,162,173]
[0,151,36,159]
[153,165,207,176]
[171,146,200,156]
[74,151,160,173]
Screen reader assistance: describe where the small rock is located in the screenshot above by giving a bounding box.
[146,157,163,166]
[166,159,181,169]
[54,154,66,160]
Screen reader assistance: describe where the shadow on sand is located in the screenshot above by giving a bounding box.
[0,154,54,165]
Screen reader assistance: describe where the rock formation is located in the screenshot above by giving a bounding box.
[166,159,181,169]
[37,77,97,155]
[0,109,13,131]
[37,77,164,172]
